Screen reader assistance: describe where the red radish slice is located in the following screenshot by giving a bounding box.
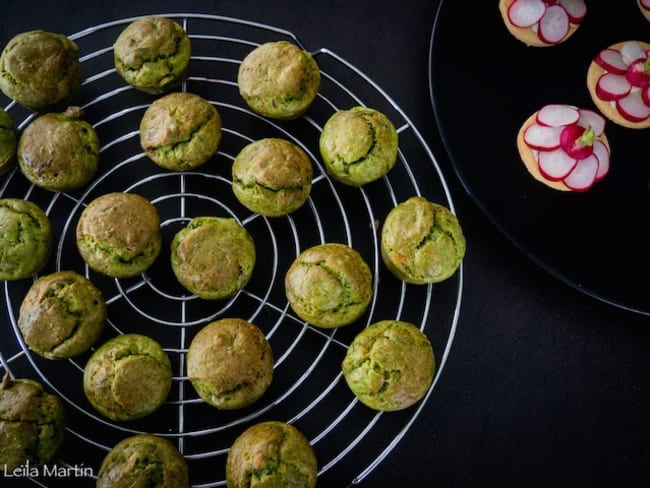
[595,73,632,101]
[559,0,587,23]
[641,0,650,9]
[538,5,570,44]
[592,140,610,182]
[508,0,547,27]
[537,147,578,181]
[616,91,650,122]
[523,123,563,150]
[563,155,598,191]
[594,49,628,75]
[642,85,650,106]
[620,42,646,65]
[536,104,579,127]
[577,109,606,136]
[625,58,650,87]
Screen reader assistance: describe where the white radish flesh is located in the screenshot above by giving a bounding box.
[620,42,645,65]
[577,109,606,136]
[559,0,587,23]
[537,148,578,180]
[524,123,563,150]
[594,49,628,75]
[536,104,580,127]
[538,5,570,44]
[563,155,598,191]
[507,0,547,27]
[616,91,650,122]
[592,140,610,181]
[595,73,632,101]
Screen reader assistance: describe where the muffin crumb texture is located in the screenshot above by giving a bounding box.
[342,320,435,411]
[0,376,66,471]
[226,421,318,488]
[96,433,189,488]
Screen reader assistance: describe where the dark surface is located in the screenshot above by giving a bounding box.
[1,1,649,487]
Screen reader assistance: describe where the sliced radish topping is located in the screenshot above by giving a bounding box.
[620,42,646,65]
[507,0,547,27]
[594,49,628,75]
[560,124,593,159]
[642,0,650,10]
[563,155,598,191]
[538,5,570,44]
[538,147,578,181]
[642,85,650,106]
[595,73,632,101]
[524,123,563,150]
[559,0,587,24]
[536,104,580,127]
[616,91,650,122]
[625,58,650,87]
[577,109,606,136]
[592,140,610,182]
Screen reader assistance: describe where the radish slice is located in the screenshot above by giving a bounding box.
[508,0,547,27]
[616,91,650,122]
[642,85,650,106]
[625,58,650,87]
[595,73,632,101]
[524,123,563,150]
[642,0,650,10]
[592,140,610,182]
[537,147,578,180]
[563,155,598,191]
[538,5,570,44]
[577,109,606,136]
[536,104,580,127]
[620,42,646,65]
[594,49,628,75]
[560,124,593,159]
[559,0,587,24]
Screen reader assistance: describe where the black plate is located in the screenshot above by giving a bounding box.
[430,1,650,315]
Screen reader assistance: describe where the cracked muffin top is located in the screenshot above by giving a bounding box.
[114,16,191,94]
[140,91,222,171]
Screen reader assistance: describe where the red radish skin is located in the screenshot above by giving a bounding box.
[563,155,599,192]
[642,85,650,106]
[595,73,632,101]
[536,104,580,126]
[560,125,593,159]
[594,49,628,75]
[537,147,578,180]
[642,0,650,10]
[592,140,610,181]
[538,5,570,44]
[523,124,563,150]
[625,58,650,87]
[508,0,547,27]
[559,0,587,23]
[616,91,650,122]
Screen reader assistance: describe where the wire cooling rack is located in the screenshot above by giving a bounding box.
[0,13,463,488]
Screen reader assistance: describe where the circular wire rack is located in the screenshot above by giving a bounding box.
[0,13,463,488]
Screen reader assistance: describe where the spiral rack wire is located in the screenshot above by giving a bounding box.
[0,13,463,487]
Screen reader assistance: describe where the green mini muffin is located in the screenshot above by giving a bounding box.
[114,16,191,94]
[186,318,273,409]
[0,375,66,471]
[226,421,317,488]
[0,108,17,175]
[83,333,172,421]
[0,198,52,281]
[97,433,189,488]
[381,196,465,284]
[171,217,255,300]
[319,106,399,186]
[342,320,435,411]
[232,138,313,217]
[18,106,100,191]
[285,243,373,328]
[18,270,106,360]
[76,192,162,278]
[0,30,81,111]
[238,40,320,120]
[140,92,222,171]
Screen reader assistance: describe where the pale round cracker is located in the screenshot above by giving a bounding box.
[586,40,650,129]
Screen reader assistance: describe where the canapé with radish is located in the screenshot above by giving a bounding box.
[499,0,587,47]
[587,40,650,129]
[517,104,610,192]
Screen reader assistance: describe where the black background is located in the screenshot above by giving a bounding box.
[1,1,650,487]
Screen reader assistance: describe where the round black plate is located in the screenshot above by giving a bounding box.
[430,1,650,316]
